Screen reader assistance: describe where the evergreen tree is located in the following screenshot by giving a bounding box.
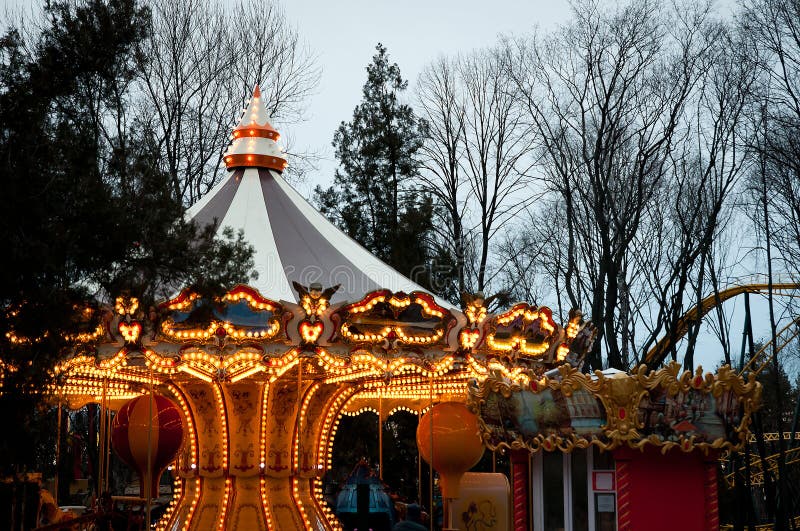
[315,44,438,289]
[0,0,254,473]
[755,361,799,433]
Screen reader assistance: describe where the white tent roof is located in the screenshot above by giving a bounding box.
[187,87,445,305]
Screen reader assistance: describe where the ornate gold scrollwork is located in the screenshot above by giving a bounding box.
[468,362,762,455]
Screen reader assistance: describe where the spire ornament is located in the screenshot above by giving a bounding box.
[223,85,288,171]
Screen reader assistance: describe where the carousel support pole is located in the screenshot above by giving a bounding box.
[379,392,383,481]
[297,359,302,405]
[492,449,496,474]
[417,409,422,505]
[98,377,107,496]
[703,451,720,531]
[296,360,302,476]
[145,367,154,530]
[104,406,112,492]
[428,375,434,531]
[527,451,533,531]
[55,396,62,506]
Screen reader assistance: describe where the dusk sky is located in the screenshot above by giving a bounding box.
[277,0,737,194]
[0,0,574,188]
[278,0,574,193]
[1,0,739,193]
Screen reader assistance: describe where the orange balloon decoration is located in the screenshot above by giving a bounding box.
[416,401,485,499]
[111,394,185,498]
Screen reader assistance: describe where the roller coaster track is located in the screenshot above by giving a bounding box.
[739,315,800,376]
[723,444,800,487]
[720,516,800,531]
[720,436,800,530]
[748,432,800,443]
[644,280,800,367]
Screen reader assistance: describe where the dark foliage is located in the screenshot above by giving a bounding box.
[754,362,799,433]
[0,0,254,473]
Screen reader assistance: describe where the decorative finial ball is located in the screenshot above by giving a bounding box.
[416,401,484,499]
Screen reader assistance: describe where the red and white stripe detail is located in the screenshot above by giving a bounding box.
[616,460,632,531]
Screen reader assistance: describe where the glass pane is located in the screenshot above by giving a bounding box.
[571,450,589,531]
[592,445,615,470]
[595,493,617,531]
[543,452,564,530]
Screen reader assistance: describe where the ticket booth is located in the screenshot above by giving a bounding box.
[469,365,761,531]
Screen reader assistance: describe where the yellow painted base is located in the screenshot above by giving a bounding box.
[158,372,347,531]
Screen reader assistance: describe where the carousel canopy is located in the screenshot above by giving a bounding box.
[187,86,437,305]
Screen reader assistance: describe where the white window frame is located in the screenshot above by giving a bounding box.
[531,451,544,531]
[587,448,596,531]
[530,449,595,531]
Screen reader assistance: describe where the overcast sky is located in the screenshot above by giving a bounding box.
[278,0,574,194]
[0,0,572,188]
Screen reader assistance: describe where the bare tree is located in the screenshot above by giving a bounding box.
[741,0,800,273]
[494,212,552,306]
[461,47,537,292]
[135,0,318,205]
[739,3,800,525]
[645,22,756,370]
[508,0,751,370]
[416,47,535,298]
[416,56,468,296]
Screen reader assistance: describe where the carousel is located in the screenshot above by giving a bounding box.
[49,87,762,531]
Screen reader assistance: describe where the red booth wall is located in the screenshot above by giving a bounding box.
[614,446,718,531]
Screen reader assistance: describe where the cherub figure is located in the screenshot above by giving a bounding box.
[461,290,510,326]
[564,309,597,368]
[462,291,488,327]
[292,281,340,322]
[565,308,584,339]
[459,291,507,352]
